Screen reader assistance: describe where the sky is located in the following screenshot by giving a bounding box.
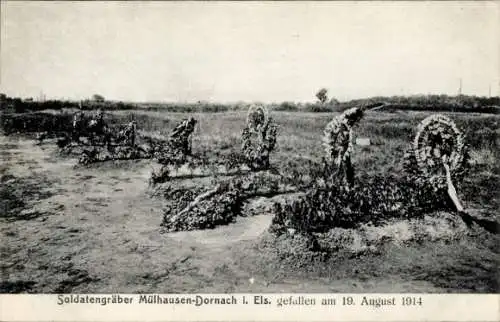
[1,1,498,103]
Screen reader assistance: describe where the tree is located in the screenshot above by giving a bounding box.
[316,88,328,104]
[92,94,105,102]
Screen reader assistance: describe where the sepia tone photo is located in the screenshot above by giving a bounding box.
[1,1,499,296]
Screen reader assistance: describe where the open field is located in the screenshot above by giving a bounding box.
[1,109,499,293]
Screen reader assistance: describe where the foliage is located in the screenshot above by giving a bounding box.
[149,147,251,185]
[0,109,145,166]
[1,92,498,114]
[0,112,73,135]
[272,113,470,236]
[337,94,500,113]
[160,179,245,232]
[302,103,337,113]
[148,118,200,183]
[323,110,355,164]
[329,97,340,107]
[158,168,290,233]
[270,115,471,237]
[413,115,466,172]
[315,88,328,104]
[1,99,496,237]
[0,110,138,148]
[274,101,299,111]
[269,173,455,236]
[151,118,196,160]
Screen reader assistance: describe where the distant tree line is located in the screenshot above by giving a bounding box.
[272,94,499,113]
[339,94,500,113]
[0,93,137,113]
[1,92,498,114]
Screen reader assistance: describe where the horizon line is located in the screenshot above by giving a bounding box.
[2,92,499,105]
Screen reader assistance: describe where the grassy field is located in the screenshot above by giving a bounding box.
[1,109,498,293]
[109,109,499,210]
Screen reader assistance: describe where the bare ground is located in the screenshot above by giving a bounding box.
[0,135,498,293]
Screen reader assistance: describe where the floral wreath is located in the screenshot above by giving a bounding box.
[413,114,465,176]
[322,107,365,165]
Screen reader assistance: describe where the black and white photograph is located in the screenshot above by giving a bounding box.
[1,1,499,297]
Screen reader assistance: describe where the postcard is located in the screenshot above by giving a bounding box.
[0,1,498,321]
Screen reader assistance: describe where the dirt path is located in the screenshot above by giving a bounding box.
[1,135,498,293]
